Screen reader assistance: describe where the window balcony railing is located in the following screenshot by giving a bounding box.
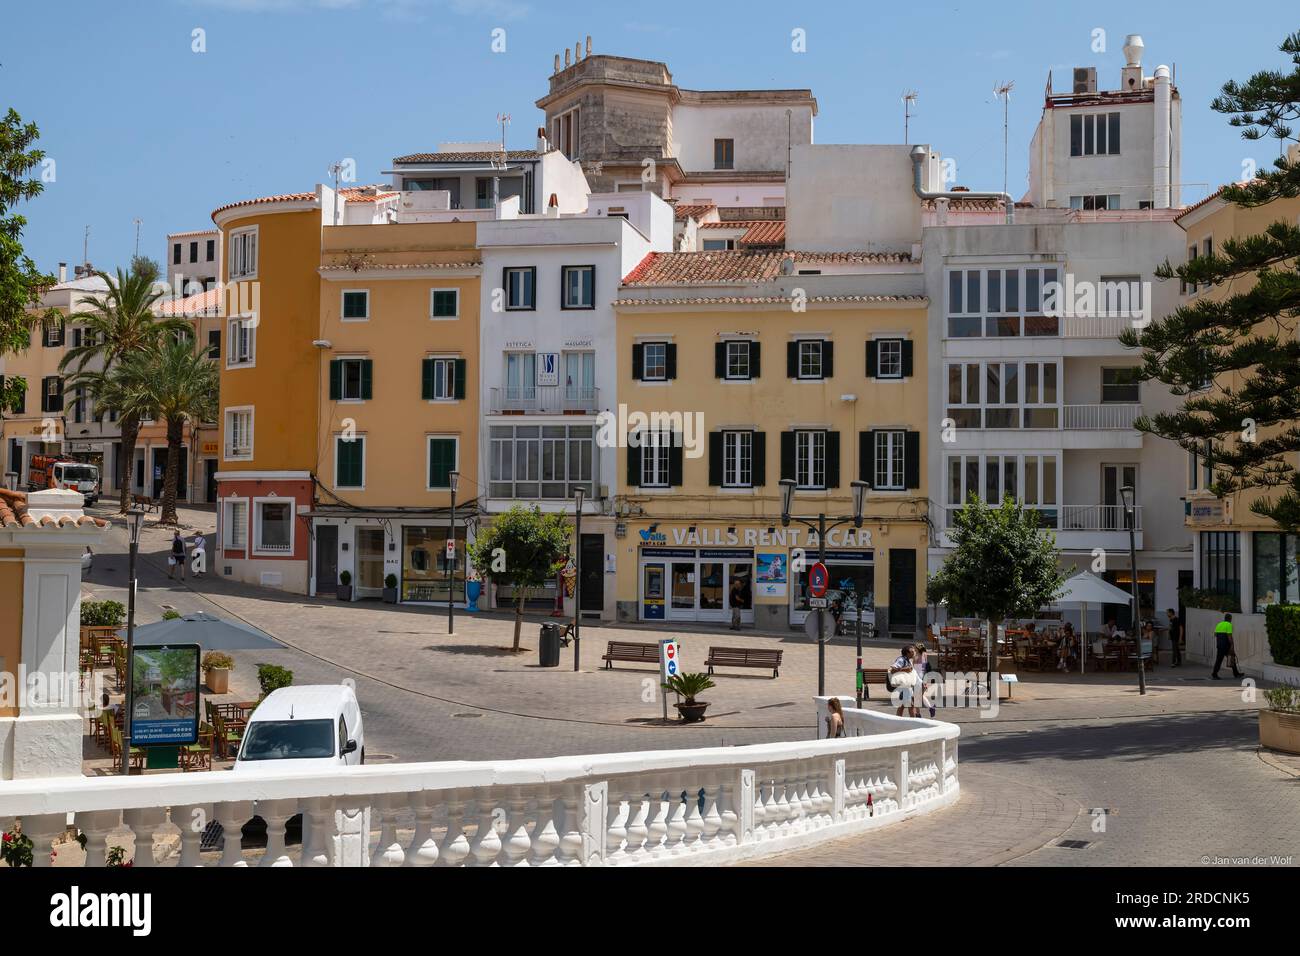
[945,503,1140,532]
[1062,403,1141,430]
[490,385,600,414]
[1060,315,1140,338]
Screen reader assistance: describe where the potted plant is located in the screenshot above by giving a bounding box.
[1260,686,1300,755]
[257,664,294,699]
[465,569,482,613]
[662,672,716,723]
[383,573,399,604]
[337,569,352,602]
[202,651,234,694]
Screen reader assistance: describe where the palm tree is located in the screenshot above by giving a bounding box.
[118,336,217,524]
[59,268,187,512]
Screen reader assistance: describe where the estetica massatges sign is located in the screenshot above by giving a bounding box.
[639,525,872,549]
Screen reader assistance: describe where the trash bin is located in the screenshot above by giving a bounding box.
[539,622,561,667]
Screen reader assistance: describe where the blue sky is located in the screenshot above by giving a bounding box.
[4,0,1297,274]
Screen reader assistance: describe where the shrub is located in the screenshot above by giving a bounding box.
[339,570,352,586]
[80,600,125,628]
[1263,687,1300,714]
[385,573,398,589]
[662,672,716,704]
[1,829,33,867]
[161,609,181,620]
[1265,604,1300,668]
[1178,587,1239,612]
[257,664,293,698]
[201,651,234,671]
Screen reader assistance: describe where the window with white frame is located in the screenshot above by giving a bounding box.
[224,407,253,459]
[1069,112,1121,156]
[1069,194,1121,211]
[563,351,595,404]
[947,266,1059,337]
[553,107,580,160]
[946,362,982,428]
[722,430,753,488]
[504,267,536,310]
[874,430,906,490]
[341,289,369,321]
[876,339,903,378]
[1188,440,1214,492]
[725,341,751,380]
[561,265,595,309]
[946,453,1058,527]
[504,352,536,403]
[1099,275,1143,317]
[643,342,668,381]
[640,430,672,488]
[226,318,255,366]
[336,358,368,402]
[427,436,457,489]
[427,357,458,400]
[222,499,248,549]
[1022,361,1060,427]
[797,340,823,380]
[489,423,595,499]
[984,361,1020,428]
[795,430,826,489]
[229,227,257,279]
[254,499,293,554]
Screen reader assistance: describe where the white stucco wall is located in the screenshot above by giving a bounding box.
[670,102,812,174]
[785,145,922,253]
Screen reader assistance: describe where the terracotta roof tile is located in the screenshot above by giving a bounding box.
[674,203,717,221]
[614,294,928,306]
[156,288,223,316]
[393,150,540,163]
[622,249,911,285]
[211,192,317,218]
[339,186,399,204]
[0,489,105,530]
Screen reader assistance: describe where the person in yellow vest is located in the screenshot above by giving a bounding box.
[1211,612,1243,680]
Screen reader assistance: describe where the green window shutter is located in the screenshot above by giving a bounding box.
[428,439,455,487]
[360,360,373,400]
[454,359,467,399]
[329,360,342,400]
[421,358,435,400]
[337,438,363,487]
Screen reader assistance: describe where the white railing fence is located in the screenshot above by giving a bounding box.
[1,703,958,867]
[1062,403,1141,430]
[1059,503,1142,531]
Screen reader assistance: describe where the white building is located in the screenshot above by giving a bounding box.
[476,189,674,618]
[165,229,221,294]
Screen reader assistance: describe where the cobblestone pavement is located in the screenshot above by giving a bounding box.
[77,506,1300,865]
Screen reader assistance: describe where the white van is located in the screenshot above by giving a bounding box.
[233,684,364,773]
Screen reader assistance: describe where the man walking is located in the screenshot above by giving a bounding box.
[1211,612,1243,679]
[167,530,187,581]
[1166,608,1183,667]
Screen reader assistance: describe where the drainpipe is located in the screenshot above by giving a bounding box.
[910,145,1014,224]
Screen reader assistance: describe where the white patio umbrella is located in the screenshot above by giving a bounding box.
[1053,571,1136,673]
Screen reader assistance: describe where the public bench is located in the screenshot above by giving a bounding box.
[704,646,782,678]
[602,640,660,669]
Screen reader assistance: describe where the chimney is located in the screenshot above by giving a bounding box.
[58,262,67,283]
[554,53,561,73]
[574,41,582,62]
[546,193,560,218]
[1121,34,1145,91]
[537,126,549,153]
[564,48,571,68]
[586,35,592,57]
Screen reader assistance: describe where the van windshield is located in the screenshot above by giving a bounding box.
[238,719,335,760]
[58,465,98,482]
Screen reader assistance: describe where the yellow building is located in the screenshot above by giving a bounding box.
[612,251,930,633]
[1175,184,1300,674]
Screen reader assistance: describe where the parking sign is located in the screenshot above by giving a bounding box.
[659,639,680,682]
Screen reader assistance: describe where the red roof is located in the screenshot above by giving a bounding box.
[674,203,717,221]
[340,186,398,204]
[211,191,317,219]
[622,249,910,285]
[156,288,222,316]
[0,489,106,530]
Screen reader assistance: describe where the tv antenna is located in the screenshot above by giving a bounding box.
[327,160,346,225]
[902,90,918,144]
[495,112,511,169]
[994,81,1015,199]
[132,218,142,259]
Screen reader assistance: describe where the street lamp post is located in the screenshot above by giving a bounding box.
[1120,484,1147,696]
[573,486,585,672]
[781,479,869,697]
[120,507,144,776]
[448,471,459,636]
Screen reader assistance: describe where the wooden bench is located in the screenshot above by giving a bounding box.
[704,646,782,678]
[602,640,660,669]
[860,668,892,699]
[132,494,158,513]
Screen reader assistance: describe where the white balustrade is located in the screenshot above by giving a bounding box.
[1062,403,1141,430]
[0,702,959,867]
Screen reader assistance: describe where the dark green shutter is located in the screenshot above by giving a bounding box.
[338,439,362,487]
[904,431,921,489]
[627,443,642,488]
[902,340,914,377]
[668,434,684,486]
[823,341,834,379]
[453,359,467,400]
[360,360,373,400]
[787,342,798,378]
[751,342,761,378]
[715,343,726,378]
[780,431,795,481]
[632,343,644,380]
[708,432,724,485]
[421,358,435,400]
[860,432,875,485]
[752,431,766,486]
[329,360,342,400]
[665,344,677,380]
[866,341,878,378]
[826,431,840,488]
[428,439,455,487]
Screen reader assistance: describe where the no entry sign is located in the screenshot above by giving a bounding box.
[659,639,680,682]
[808,562,830,598]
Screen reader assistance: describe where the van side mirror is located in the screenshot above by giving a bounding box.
[342,739,358,756]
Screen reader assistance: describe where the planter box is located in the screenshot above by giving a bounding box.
[336,585,352,602]
[382,588,398,604]
[1260,709,1300,755]
[205,667,230,695]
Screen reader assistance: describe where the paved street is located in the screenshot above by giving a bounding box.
[80,505,1300,866]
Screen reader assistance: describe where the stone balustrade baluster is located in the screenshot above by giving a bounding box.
[773,765,793,836]
[529,788,562,866]
[301,797,335,867]
[370,793,406,867]
[172,804,211,867]
[75,809,119,867]
[19,813,65,868]
[256,798,298,867]
[605,785,630,864]
[760,772,778,839]
[624,783,651,862]
[718,773,740,846]
[468,791,504,867]
[500,787,532,866]
[663,786,688,855]
[437,790,471,867]
[123,807,165,867]
[646,784,671,857]
[404,792,439,867]
[683,785,706,851]
[555,785,585,866]
[700,773,723,849]
[215,801,252,866]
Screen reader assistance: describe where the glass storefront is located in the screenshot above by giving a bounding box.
[401,525,466,603]
[1253,532,1300,612]
[790,551,875,626]
[640,548,753,622]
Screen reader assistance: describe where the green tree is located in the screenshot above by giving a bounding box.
[1121,31,1300,528]
[0,108,58,412]
[129,255,161,284]
[926,497,1067,679]
[116,336,217,524]
[59,269,187,512]
[466,505,571,652]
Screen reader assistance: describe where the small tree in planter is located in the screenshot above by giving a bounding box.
[1261,685,1300,755]
[466,504,570,652]
[663,672,716,722]
[337,570,352,602]
[80,600,125,628]
[257,664,294,699]
[383,573,399,604]
[201,651,234,694]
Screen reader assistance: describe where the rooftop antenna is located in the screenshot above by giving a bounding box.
[902,90,918,145]
[83,225,90,269]
[132,218,142,259]
[994,81,1015,200]
[493,113,512,211]
[495,112,512,169]
[327,160,345,226]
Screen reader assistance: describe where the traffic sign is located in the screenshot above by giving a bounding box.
[446,539,456,559]
[809,596,829,608]
[659,639,680,682]
[808,562,830,598]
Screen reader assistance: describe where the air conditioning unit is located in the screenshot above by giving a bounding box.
[1073,67,1098,94]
